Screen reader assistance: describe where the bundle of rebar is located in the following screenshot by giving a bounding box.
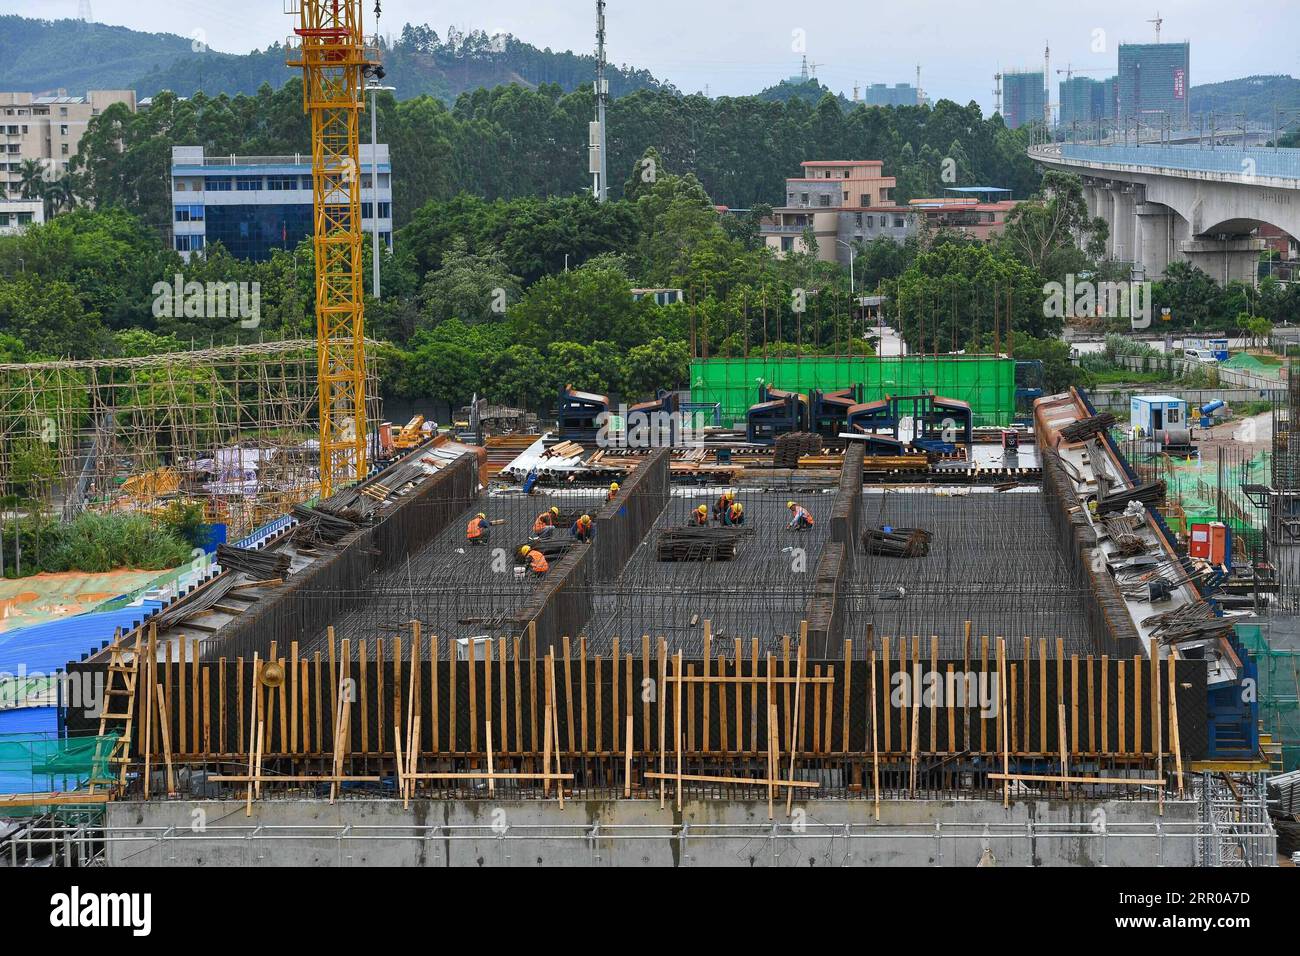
[655,525,753,561]
[861,526,932,558]
[1059,412,1116,443]
[514,538,578,560]
[290,503,360,547]
[215,543,291,580]
[1095,480,1165,515]
[774,431,823,468]
[1101,514,1148,556]
[1141,600,1234,644]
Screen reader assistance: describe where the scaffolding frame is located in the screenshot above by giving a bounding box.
[0,339,379,540]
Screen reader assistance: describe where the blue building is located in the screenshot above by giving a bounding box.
[170,145,393,261]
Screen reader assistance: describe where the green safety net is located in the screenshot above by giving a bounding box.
[689,355,1016,427]
[1152,449,1268,555]
[1235,625,1300,773]
[0,731,118,816]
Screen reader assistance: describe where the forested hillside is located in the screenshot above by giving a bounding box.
[0,16,670,102]
[73,81,1042,233]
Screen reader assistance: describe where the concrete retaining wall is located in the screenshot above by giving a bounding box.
[104,797,1199,867]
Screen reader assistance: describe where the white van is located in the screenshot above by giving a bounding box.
[1182,348,1220,364]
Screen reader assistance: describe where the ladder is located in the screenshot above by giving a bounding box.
[91,630,143,791]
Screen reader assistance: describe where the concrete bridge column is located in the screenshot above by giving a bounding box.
[1111,186,1138,264]
[1102,184,1120,258]
[1180,237,1265,286]
[1135,203,1174,280]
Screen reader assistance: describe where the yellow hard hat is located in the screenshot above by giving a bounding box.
[727,491,735,500]
[550,506,560,515]
[580,514,590,523]
[610,482,619,491]
[697,504,708,514]
[520,545,532,557]
[787,501,796,509]
[736,503,744,512]
[476,512,486,520]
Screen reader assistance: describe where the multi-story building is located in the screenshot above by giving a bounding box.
[906,195,1019,240]
[0,90,137,197]
[862,83,920,107]
[761,160,907,266]
[760,162,1018,266]
[1059,77,1102,131]
[170,145,393,261]
[1117,42,1190,127]
[1002,70,1046,130]
[0,198,44,235]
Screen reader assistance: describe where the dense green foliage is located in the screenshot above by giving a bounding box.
[70,79,1042,239]
[0,512,193,576]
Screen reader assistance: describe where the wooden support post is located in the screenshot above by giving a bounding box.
[155,682,175,797]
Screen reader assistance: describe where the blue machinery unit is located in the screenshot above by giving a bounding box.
[809,386,864,441]
[557,384,610,441]
[745,386,809,443]
[844,393,974,455]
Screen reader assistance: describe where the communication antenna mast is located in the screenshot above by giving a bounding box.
[993,70,1002,115]
[591,0,609,201]
[1043,42,1052,127]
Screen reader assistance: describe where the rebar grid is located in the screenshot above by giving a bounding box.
[585,491,837,655]
[295,490,609,658]
[843,488,1098,657]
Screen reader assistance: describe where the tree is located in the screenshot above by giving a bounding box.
[418,237,521,326]
[16,159,46,200]
[1001,171,1104,276]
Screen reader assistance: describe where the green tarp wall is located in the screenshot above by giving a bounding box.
[1236,624,1298,772]
[689,355,1016,428]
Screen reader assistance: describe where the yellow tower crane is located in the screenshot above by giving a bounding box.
[287,0,381,497]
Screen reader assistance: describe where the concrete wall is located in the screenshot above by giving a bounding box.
[104,797,1199,867]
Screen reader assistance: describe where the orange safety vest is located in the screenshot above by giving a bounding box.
[691,511,709,526]
[528,550,549,574]
[793,506,814,526]
[466,518,484,539]
[532,513,554,534]
[729,505,743,522]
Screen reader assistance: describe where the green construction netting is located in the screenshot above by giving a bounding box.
[689,355,1017,427]
[0,731,118,816]
[1153,449,1268,554]
[1235,625,1300,772]
[1222,352,1284,378]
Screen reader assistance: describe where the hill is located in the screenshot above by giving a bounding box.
[1188,74,1300,125]
[0,16,671,102]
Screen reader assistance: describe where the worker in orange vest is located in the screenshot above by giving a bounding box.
[787,500,814,531]
[571,513,593,543]
[713,490,735,523]
[519,545,549,576]
[727,501,745,526]
[690,504,709,526]
[532,506,560,537]
[465,512,489,544]
[606,482,620,502]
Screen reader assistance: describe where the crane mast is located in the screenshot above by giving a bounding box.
[287,0,373,497]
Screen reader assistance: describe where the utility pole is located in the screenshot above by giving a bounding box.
[591,0,609,201]
[1043,42,1052,129]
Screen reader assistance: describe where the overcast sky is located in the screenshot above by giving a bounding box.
[8,0,1299,112]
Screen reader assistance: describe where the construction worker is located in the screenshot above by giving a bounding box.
[713,489,735,523]
[606,481,620,502]
[466,512,490,544]
[571,513,593,543]
[787,500,814,531]
[727,500,745,526]
[519,545,549,576]
[690,504,710,526]
[533,505,560,536]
